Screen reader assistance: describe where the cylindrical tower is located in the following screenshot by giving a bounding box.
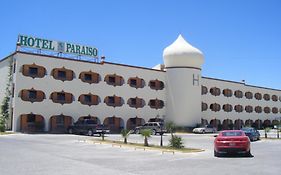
[163,35,204,127]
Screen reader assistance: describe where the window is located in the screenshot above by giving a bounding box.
[104,95,123,107]
[255,106,262,113]
[263,94,270,101]
[127,97,145,108]
[264,107,271,114]
[149,99,164,109]
[50,91,73,104]
[109,76,116,83]
[272,95,278,102]
[149,80,164,90]
[28,90,37,99]
[22,64,46,78]
[131,98,137,105]
[20,89,45,103]
[210,87,220,96]
[223,104,233,112]
[128,77,145,89]
[84,95,92,103]
[245,92,253,99]
[56,115,64,125]
[234,105,243,113]
[57,93,66,101]
[223,89,232,97]
[234,90,243,98]
[84,74,92,81]
[104,74,124,86]
[201,86,208,95]
[27,114,36,123]
[272,107,278,114]
[78,94,99,106]
[29,67,38,75]
[108,117,114,125]
[245,106,253,113]
[210,103,220,112]
[255,93,262,100]
[51,67,74,81]
[58,71,66,79]
[202,102,208,111]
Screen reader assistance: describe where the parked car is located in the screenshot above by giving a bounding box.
[67,119,110,136]
[241,127,260,141]
[193,125,217,134]
[134,122,166,135]
[214,130,251,157]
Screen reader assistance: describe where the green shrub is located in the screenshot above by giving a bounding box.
[169,135,184,149]
[0,117,5,132]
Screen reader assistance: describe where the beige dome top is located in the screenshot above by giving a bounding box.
[163,35,204,69]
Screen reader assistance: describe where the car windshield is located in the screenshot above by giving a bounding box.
[222,131,243,136]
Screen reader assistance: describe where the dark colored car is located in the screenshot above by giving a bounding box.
[67,119,110,136]
[134,122,167,135]
[241,127,260,141]
[214,130,251,157]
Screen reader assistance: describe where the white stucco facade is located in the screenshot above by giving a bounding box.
[0,35,280,132]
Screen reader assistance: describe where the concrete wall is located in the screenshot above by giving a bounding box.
[12,52,166,132]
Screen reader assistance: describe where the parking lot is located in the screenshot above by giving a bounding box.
[0,133,280,175]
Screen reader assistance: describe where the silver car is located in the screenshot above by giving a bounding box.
[193,125,217,134]
[134,122,166,135]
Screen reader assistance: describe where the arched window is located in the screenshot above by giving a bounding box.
[50,91,74,104]
[210,103,221,112]
[104,95,123,107]
[20,88,45,103]
[255,93,262,100]
[272,95,278,102]
[264,107,271,114]
[255,106,262,113]
[234,90,243,98]
[263,94,270,101]
[148,99,164,109]
[223,104,233,112]
[127,97,145,108]
[201,102,208,111]
[245,92,253,99]
[104,74,124,86]
[234,105,243,113]
[272,107,278,114]
[78,93,99,106]
[128,77,145,89]
[201,86,208,95]
[149,79,164,90]
[210,87,221,96]
[22,63,46,78]
[245,105,253,113]
[79,71,100,84]
[223,89,232,97]
[51,67,74,81]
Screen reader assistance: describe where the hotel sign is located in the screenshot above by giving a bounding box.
[17,35,98,57]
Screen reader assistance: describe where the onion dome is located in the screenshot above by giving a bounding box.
[163,35,204,69]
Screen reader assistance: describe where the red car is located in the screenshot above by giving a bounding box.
[214,130,251,157]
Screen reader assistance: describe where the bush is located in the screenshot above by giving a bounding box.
[169,135,184,149]
[0,117,5,132]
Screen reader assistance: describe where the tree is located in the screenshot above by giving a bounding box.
[140,129,151,146]
[169,135,184,149]
[0,59,13,132]
[121,129,131,144]
[165,121,176,137]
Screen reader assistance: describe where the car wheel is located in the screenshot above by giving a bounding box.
[202,130,205,134]
[87,129,93,136]
[214,150,219,157]
[68,128,73,134]
[135,129,140,134]
[152,130,156,135]
[245,150,251,157]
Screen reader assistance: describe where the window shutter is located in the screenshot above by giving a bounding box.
[37,91,45,102]
[115,96,121,107]
[116,76,121,86]
[79,72,84,80]
[136,78,141,88]
[22,65,29,76]
[104,96,109,104]
[92,95,99,105]
[38,67,46,78]
[78,95,82,102]
[51,92,58,103]
[51,116,57,130]
[21,90,29,101]
[136,98,142,108]
[66,70,73,81]
[65,93,73,103]
[93,73,99,83]
[104,75,109,83]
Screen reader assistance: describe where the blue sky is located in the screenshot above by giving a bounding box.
[0,0,280,89]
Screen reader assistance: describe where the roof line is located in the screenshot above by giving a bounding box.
[202,76,281,92]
